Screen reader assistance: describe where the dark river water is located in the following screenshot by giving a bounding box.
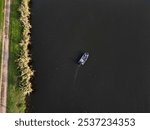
[29,0,150,112]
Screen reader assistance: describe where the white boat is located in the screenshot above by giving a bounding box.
[78,52,89,65]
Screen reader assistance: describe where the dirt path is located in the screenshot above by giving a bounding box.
[0,0,11,113]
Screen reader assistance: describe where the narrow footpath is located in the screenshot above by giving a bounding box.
[0,0,11,113]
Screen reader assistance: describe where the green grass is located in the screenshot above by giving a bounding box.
[0,0,4,74]
[0,0,4,37]
[7,84,26,112]
[7,0,26,112]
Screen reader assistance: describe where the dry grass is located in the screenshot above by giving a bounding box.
[18,0,34,95]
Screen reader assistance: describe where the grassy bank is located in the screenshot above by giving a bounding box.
[7,0,33,112]
[0,0,4,74]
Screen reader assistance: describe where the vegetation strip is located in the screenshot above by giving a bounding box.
[18,0,33,95]
[7,0,33,112]
[0,0,4,68]
[0,0,11,113]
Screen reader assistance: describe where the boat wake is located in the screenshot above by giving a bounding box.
[72,64,81,89]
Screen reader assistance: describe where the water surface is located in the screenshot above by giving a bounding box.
[29,0,150,112]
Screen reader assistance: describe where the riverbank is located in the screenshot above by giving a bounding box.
[7,0,33,112]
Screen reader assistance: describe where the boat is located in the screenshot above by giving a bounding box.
[78,52,89,65]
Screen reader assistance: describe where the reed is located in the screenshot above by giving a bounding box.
[18,0,34,95]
